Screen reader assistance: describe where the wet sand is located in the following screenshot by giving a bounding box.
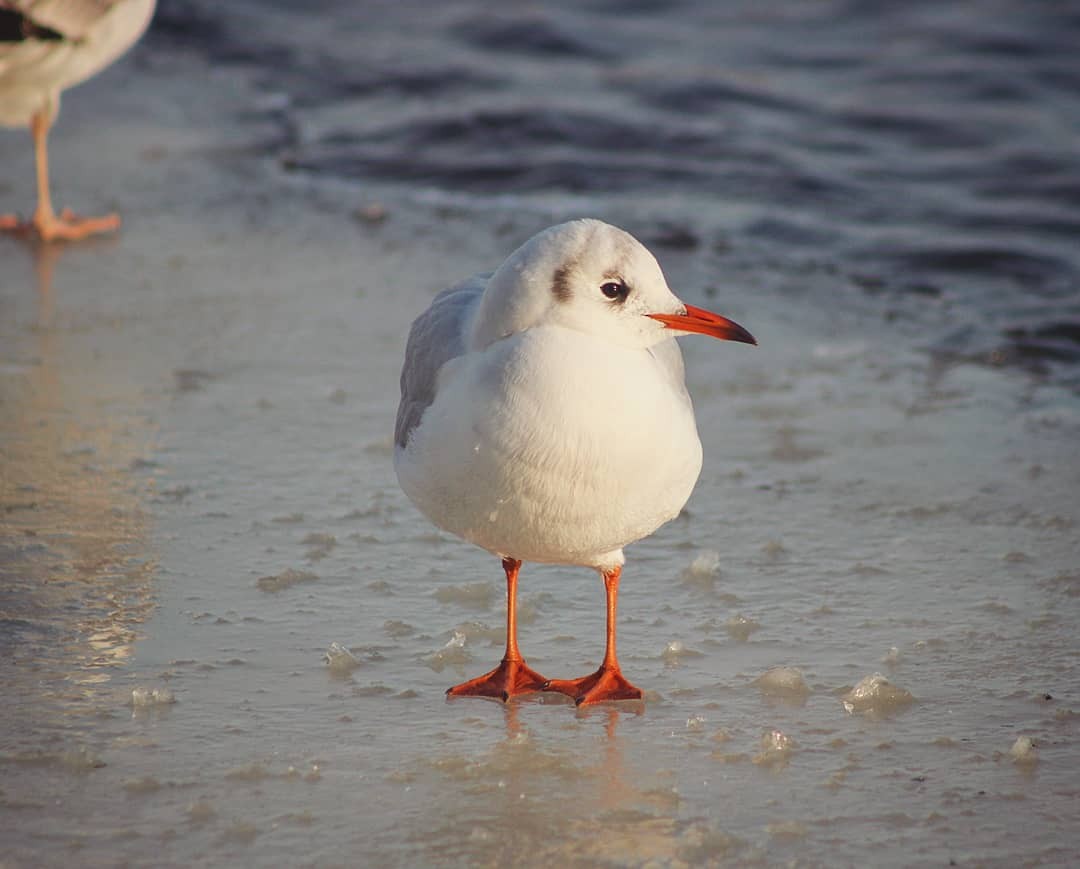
[2,19,1080,869]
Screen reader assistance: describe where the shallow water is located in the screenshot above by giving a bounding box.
[2,1,1079,866]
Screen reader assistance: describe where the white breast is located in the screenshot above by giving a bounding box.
[395,325,703,569]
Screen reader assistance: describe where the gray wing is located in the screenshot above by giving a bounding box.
[394,274,488,449]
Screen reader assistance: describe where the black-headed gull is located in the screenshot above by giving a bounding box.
[0,0,155,241]
[395,219,755,705]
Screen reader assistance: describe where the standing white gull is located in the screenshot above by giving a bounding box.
[395,219,756,705]
[0,0,155,241]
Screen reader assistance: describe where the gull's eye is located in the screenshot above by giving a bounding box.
[600,281,629,302]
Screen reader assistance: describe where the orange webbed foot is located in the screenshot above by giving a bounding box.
[543,666,643,706]
[1,209,120,242]
[446,656,549,702]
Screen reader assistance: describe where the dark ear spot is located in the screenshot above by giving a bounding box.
[552,265,573,303]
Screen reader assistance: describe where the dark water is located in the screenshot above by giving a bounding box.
[152,0,1080,388]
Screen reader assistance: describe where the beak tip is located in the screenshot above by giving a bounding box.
[651,304,757,346]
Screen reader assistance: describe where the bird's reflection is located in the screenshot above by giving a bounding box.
[415,700,655,864]
[0,241,156,726]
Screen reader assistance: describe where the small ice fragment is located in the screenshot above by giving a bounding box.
[302,533,337,561]
[710,750,749,764]
[383,620,415,639]
[725,614,761,642]
[841,673,914,717]
[1008,735,1038,765]
[680,550,723,592]
[754,667,809,699]
[686,715,706,732]
[256,568,319,593]
[434,582,495,610]
[762,540,787,560]
[324,642,360,675]
[662,640,702,664]
[219,820,258,844]
[767,820,808,841]
[663,640,684,662]
[61,746,106,772]
[753,729,795,767]
[427,631,471,672]
[131,686,176,707]
[287,763,322,782]
[682,550,720,580]
[123,775,162,794]
[186,799,216,824]
[225,762,271,782]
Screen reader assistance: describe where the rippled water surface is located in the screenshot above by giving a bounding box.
[2,1,1079,866]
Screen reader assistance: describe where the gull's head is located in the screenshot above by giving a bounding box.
[471,219,756,350]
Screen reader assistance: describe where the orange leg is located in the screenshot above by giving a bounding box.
[446,558,548,702]
[544,566,643,706]
[1,108,120,242]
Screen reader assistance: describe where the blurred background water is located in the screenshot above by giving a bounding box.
[159,0,1080,390]
[1,1,1078,866]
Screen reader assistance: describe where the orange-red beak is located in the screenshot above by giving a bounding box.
[647,303,757,345]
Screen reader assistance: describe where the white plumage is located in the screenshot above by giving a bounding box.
[395,220,756,705]
[1,0,155,240]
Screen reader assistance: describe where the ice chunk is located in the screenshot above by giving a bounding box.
[60,746,106,772]
[841,673,914,717]
[302,533,337,561]
[754,667,809,699]
[767,820,808,841]
[383,619,415,638]
[285,763,322,782]
[219,821,258,843]
[725,614,761,642]
[761,540,787,560]
[256,568,319,593]
[753,729,795,768]
[323,642,360,675]
[662,640,702,664]
[123,775,162,794]
[434,582,495,609]
[1008,735,1038,766]
[427,631,471,672]
[225,762,272,782]
[131,686,176,707]
[186,799,216,824]
[680,550,720,589]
